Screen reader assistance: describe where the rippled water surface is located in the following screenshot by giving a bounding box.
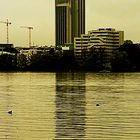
[0,72,140,140]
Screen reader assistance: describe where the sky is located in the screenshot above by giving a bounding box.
[0,0,140,47]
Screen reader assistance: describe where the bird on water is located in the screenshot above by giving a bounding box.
[96,104,100,106]
[8,110,13,115]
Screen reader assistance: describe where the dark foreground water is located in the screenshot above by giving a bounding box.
[0,72,140,140]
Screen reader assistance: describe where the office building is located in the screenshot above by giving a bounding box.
[74,28,124,67]
[55,0,85,46]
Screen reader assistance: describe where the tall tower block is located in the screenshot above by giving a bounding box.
[55,0,85,46]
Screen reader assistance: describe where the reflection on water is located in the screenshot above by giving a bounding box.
[0,72,140,139]
[55,73,86,140]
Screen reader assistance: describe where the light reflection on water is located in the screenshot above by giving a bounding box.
[0,72,140,140]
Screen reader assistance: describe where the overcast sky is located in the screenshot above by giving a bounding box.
[0,0,140,47]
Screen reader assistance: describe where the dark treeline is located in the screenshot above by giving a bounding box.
[0,41,140,72]
[0,48,78,72]
[111,40,140,72]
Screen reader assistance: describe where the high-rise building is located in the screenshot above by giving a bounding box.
[55,0,85,46]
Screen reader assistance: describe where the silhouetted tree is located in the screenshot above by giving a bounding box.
[83,51,104,71]
[120,41,140,71]
[29,51,58,71]
[57,51,77,71]
[111,51,130,72]
[17,54,28,70]
[0,54,16,71]
[123,40,133,45]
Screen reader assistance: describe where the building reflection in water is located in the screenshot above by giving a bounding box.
[55,73,86,140]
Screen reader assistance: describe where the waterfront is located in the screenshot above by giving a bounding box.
[0,72,140,139]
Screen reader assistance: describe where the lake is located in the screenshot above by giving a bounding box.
[0,72,140,140]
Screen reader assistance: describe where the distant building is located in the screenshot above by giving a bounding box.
[18,46,52,59]
[56,43,73,51]
[0,44,18,55]
[55,0,85,46]
[74,28,124,67]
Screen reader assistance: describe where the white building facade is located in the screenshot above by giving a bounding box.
[74,28,124,67]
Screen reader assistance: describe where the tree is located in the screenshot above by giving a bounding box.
[111,51,130,72]
[17,54,28,70]
[29,51,59,71]
[123,40,133,45]
[83,51,104,71]
[0,54,16,71]
[57,51,77,71]
[120,42,140,71]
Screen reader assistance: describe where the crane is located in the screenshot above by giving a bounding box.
[21,26,33,48]
[0,19,11,44]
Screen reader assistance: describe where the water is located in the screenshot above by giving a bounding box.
[0,72,140,140]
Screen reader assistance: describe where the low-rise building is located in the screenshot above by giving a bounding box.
[74,28,124,68]
[0,44,18,55]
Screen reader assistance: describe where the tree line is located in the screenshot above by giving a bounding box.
[0,41,140,72]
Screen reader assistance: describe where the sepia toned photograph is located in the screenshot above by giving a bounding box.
[0,0,140,139]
